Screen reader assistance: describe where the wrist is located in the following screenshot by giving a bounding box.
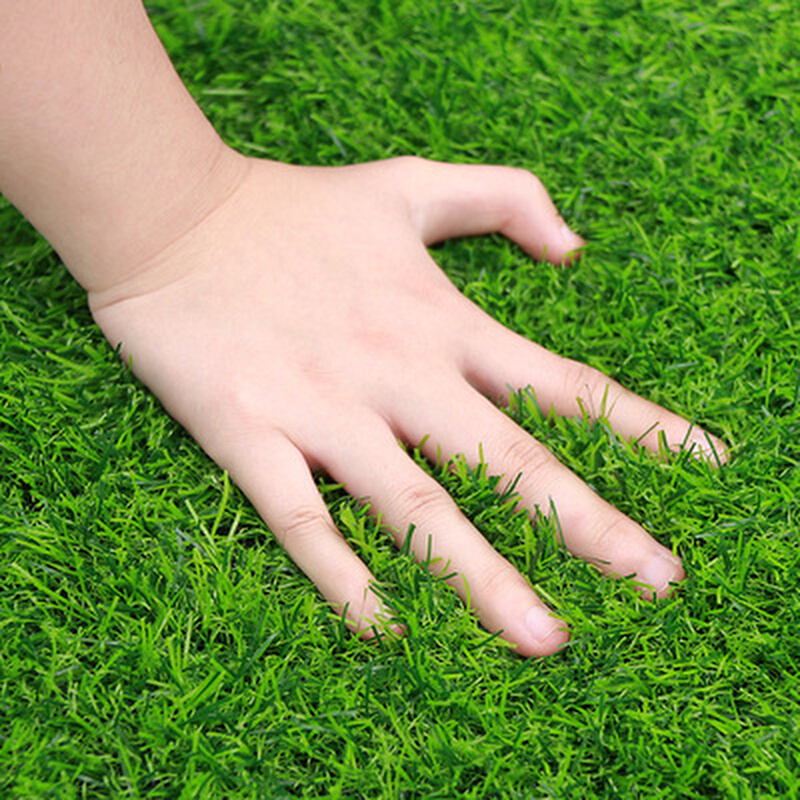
[83,142,252,303]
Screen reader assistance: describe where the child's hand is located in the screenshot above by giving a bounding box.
[90,154,725,657]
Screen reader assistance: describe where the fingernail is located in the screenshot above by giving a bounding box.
[373,598,390,621]
[525,606,566,645]
[560,222,585,250]
[687,432,730,465]
[637,552,683,597]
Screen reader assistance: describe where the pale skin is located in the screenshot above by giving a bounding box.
[0,1,727,657]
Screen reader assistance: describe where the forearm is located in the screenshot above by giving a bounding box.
[0,0,246,294]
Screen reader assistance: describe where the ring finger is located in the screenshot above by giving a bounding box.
[312,413,570,657]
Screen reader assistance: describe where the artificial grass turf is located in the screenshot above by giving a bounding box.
[1,0,799,796]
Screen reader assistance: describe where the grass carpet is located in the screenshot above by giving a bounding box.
[2,0,799,796]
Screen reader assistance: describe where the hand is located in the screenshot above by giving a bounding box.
[90,153,725,657]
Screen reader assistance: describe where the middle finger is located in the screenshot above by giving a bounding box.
[397,383,685,598]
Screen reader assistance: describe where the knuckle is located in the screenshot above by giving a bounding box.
[383,154,428,185]
[391,154,426,170]
[278,506,332,549]
[192,374,279,468]
[495,433,554,482]
[559,357,611,414]
[582,511,628,557]
[371,155,430,229]
[215,372,267,428]
[517,166,545,189]
[390,480,447,524]
[501,166,545,197]
[562,357,600,392]
[475,561,526,600]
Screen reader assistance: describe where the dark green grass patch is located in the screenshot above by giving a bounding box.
[2,0,800,797]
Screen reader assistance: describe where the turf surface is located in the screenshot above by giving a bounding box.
[2,0,799,796]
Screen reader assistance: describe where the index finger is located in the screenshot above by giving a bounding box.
[462,311,729,462]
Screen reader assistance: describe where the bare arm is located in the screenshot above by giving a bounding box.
[0,0,246,292]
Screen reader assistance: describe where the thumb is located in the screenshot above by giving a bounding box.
[394,157,586,264]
